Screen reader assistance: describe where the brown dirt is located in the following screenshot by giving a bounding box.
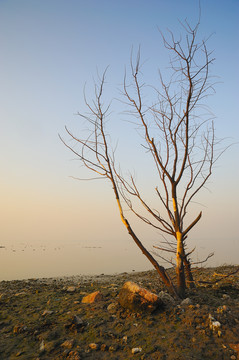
[0,265,238,359]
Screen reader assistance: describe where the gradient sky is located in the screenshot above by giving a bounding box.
[0,0,238,280]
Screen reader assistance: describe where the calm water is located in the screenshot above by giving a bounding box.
[1,238,238,281]
[0,240,152,281]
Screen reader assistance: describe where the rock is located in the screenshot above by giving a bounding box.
[109,345,119,352]
[122,335,128,344]
[158,291,175,306]
[82,291,103,304]
[132,347,142,354]
[208,313,214,321]
[64,315,86,333]
[39,339,45,352]
[42,310,53,316]
[118,282,162,313]
[73,315,84,326]
[16,351,24,357]
[67,286,76,293]
[208,313,221,332]
[180,298,192,306]
[88,343,100,350]
[217,305,228,313]
[222,294,231,300]
[61,339,75,349]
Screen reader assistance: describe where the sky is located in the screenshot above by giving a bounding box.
[0,0,238,280]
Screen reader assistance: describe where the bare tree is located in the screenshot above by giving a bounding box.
[61,19,221,298]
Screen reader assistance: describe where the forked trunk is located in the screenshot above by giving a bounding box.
[123,215,180,299]
[115,198,180,299]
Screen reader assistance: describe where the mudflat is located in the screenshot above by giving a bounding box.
[0,266,238,359]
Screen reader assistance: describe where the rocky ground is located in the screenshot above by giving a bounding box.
[0,265,239,360]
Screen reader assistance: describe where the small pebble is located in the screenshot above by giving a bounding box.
[122,336,128,343]
[88,343,99,350]
[16,351,24,357]
[181,298,192,306]
[210,321,221,331]
[109,345,118,352]
[61,339,74,349]
[42,310,53,316]
[132,347,142,354]
[39,340,45,352]
[67,286,76,292]
[222,294,231,300]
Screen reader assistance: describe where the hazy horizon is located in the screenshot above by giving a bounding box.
[0,0,238,281]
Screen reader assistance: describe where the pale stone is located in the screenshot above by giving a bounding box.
[82,291,102,304]
[132,347,142,354]
[210,320,221,331]
[42,310,53,316]
[208,313,222,333]
[39,340,45,352]
[181,297,192,306]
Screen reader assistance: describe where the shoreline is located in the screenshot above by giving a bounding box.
[1,264,238,285]
[0,269,154,285]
